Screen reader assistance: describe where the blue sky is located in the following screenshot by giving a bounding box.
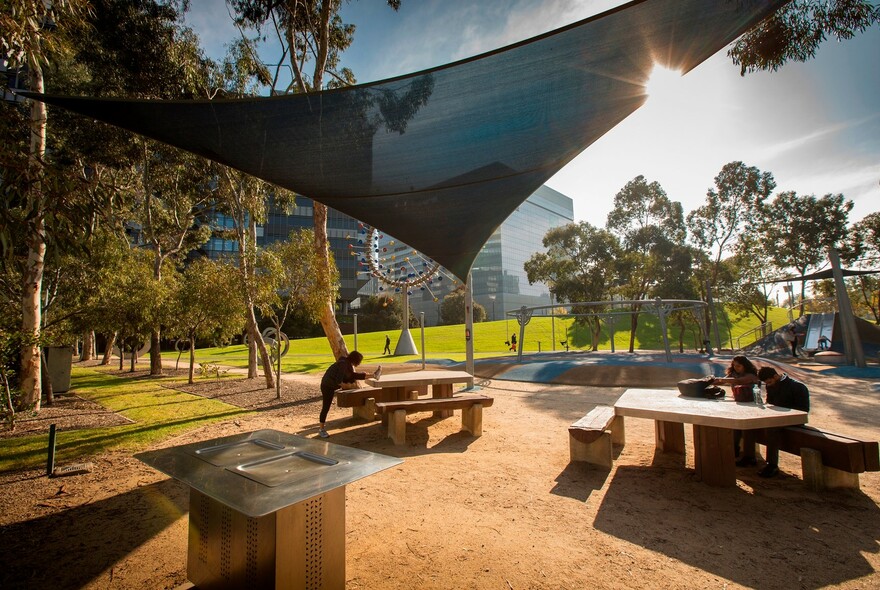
[185,0,880,225]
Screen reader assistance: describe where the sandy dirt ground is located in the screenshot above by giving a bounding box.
[1,360,878,590]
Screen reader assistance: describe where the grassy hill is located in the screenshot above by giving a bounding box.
[165,306,791,374]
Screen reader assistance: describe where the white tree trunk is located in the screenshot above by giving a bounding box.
[313,203,347,360]
[19,63,47,410]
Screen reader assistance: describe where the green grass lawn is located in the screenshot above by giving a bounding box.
[167,306,791,375]
[2,306,785,473]
[0,366,250,472]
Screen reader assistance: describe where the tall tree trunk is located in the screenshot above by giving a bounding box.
[19,63,47,410]
[246,306,274,388]
[628,307,640,353]
[80,330,95,361]
[313,203,347,360]
[150,248,163,375]
[150,329,162,375]
[102,332,116,365]
[188,335,196,384]
[40,349,53,407]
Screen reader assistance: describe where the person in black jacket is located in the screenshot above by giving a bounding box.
[750,366,811,477]
[318,351,377,438]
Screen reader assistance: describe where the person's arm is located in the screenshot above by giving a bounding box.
[711,374,759,386]
[343,361,368,382]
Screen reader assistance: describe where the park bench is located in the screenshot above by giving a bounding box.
[753,425,879,490]
[374,393,494,445]
[568,405,625,469]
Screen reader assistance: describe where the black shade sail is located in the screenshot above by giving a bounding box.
[22,0,786,280]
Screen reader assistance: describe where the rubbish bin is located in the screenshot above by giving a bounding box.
[45,346,74,393]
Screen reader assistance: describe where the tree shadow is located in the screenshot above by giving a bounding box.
[0,479,188,590]
[593,465,880,588]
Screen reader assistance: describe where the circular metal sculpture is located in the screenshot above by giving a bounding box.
[354,224,442,297]
[349,224,454,355]
[261,327,290,362]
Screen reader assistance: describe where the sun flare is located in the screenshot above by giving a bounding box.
[645,64,683,103]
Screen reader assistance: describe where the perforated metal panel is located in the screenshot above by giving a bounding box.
[304,496,324,590]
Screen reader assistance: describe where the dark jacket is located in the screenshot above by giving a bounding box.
[766,374,810,412]
[321,357,367,390]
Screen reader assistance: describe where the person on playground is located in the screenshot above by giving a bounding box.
[318,351,378,438]
[740,367,811,478]
[708,355,760,462]
[509,333,517,352]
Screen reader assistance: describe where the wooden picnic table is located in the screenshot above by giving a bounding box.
[613,388,808,487]
[366,370,475,419]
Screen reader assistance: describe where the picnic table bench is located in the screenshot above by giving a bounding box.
[375,393,494,445]
[568,405,625,469]
[751,425,879,490]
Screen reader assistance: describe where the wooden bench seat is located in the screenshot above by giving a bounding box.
[374,393,494,445]
[568,405,625,469]
[752,425,879,490]
[335,386,383,408]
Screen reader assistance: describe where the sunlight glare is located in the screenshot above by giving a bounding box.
[645,64,683,104]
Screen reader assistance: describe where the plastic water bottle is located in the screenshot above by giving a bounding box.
[754,382,765,407]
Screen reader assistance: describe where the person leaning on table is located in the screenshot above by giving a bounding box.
[318,351,378,439]
[708,355,760,462]
[740,367,811,478]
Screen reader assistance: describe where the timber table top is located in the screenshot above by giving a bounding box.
[366,369,474,388]
[614,388,808,430]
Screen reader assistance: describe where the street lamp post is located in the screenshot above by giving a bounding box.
[488,294,496,321]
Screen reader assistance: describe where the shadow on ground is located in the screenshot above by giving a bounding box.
[0,479,188,590]
[593,465,880,588]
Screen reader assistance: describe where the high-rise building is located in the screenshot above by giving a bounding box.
[202,186,573,329]
[358,185,574,326]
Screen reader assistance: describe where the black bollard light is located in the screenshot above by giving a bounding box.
[47,423,57,477]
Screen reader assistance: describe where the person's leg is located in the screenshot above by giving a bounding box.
[758,428,781,477]
[791,340,798,357]
[318,385,335,436]
[736,430,757,466]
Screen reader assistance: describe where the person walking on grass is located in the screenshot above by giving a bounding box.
[383,334,391,355]
[318,351,378,438]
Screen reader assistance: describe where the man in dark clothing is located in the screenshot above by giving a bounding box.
[752,366,810,477]
[383,335,391,355]
[318,351,377,438]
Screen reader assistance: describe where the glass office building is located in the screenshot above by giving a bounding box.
[201,197,367,315]
[203,186,573,327]
[361,185,574,326]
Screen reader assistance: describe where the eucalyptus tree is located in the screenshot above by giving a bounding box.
[95,248,176,372]
[841,212,880,323]
[726,233,777,327]
[687,161,775,295]
[227,0,405,362]
[174,257,246,384]
[606,176,686,352]
[730,0,879,74]
[1,0,90,409]
[257,229,335,398]
[759,191,853,315]
[70,0,220,376]
[439,289,486,326]
[356,295,405,333]
[524,222,622,350]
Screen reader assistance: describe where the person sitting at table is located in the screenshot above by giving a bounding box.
[318,351,378,439]
[708,355,760,463]
[740,367,811,478]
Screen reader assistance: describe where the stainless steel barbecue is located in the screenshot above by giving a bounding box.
[136,429,401,589]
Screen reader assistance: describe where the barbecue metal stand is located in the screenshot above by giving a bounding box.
[136,430,401,590]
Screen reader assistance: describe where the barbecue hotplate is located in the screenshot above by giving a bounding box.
[136,429,402,517]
